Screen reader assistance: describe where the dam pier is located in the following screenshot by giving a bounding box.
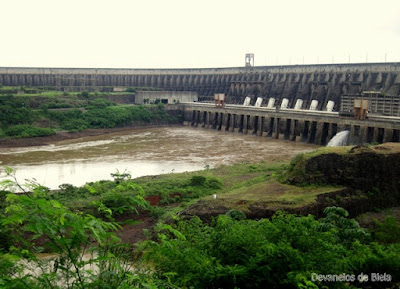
[180,103,400,145]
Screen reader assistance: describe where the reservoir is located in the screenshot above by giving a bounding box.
[0,126,317,189]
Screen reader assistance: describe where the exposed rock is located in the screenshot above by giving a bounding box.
[286,144,400,207]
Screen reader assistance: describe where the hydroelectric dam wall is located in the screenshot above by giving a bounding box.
[180,103,400,145]
[1,62,400,111]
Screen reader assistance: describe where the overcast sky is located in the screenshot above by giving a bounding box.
[1,0,400,68]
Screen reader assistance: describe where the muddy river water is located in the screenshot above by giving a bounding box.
[0,126,318,189]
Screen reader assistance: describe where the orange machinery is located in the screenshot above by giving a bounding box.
[214,93,225,107]
[353,99,368,120]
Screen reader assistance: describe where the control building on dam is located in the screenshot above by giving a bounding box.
[1,63,400,145]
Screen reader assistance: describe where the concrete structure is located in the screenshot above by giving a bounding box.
[1,62,400,109]
[135,91,197,104]
[340,93,400,116]
[181,103,400,145]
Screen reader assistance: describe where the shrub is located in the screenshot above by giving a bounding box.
[91,181,149,220]
[4,125,55,138]
[88,98,114,109]
[61,119,89,132]
[374,216,400,244]
[40,102,74,109]
[142,208,400,288]
[81,90,90,97]
[189,175,206,186]
[0,95,37,127]
[0,170,153,288]
[226,209,247,220]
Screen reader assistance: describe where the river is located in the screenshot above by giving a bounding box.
[0,126,318,189]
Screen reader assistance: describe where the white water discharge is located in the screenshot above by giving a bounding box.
[327,130,350,147]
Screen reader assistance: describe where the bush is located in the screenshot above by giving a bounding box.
[0,95,37,127]
[40,102,74,109]
[4,125,55,138]
[189,175,206,186]
[374,216,400,244]
[0,172,152,288]
[143,208,400,288]
[189,175,222,189]
[61,119,89,132]
[81,90,90,97]
[87,98,114,109]
[91,181,149,219]
[226,209,247,220]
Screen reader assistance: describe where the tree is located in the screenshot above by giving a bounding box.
[0,167,153,288]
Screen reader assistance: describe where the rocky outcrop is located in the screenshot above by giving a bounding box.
[286,144,400,207]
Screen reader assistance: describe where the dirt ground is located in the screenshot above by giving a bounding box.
[115,212,158,244]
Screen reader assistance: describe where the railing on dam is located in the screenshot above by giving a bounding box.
[180,103,400,145]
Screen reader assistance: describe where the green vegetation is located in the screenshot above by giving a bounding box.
[3,125,55,138]
[0,88,180,137]
[141,207,399,288]
[0,168,165,288]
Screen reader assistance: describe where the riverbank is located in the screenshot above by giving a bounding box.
[0,123,182,148]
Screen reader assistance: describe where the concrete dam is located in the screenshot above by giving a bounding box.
[1,63,400,145]
[1,63,400,111]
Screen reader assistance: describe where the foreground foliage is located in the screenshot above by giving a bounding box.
[0,168,165,288]
[1,164,400,288]
[142,207,400,288]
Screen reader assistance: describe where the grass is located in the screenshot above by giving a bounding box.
[298,146,352,160]
[296,143,400,161]
[202,180,342,212]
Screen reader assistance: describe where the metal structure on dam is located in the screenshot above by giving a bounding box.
[1,63,400,145]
